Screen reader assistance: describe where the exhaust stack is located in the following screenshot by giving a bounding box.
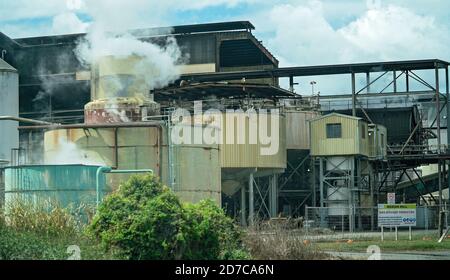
[84,55,160,124]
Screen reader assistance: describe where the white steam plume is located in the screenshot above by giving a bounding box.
[74,0,185,92]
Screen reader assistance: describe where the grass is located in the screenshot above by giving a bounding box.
[316,237,450,253]
[0,199,121,260]
[242,221,332,260]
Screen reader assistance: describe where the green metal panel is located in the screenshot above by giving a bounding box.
[4,164,107,209]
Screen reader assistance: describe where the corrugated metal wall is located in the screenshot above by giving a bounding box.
[285,110,319,150]
[310,114,369,157]
[43,126,222,205]
[0,59,19,163]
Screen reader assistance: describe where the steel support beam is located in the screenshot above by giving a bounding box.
[269,174,278,218]
[404,170,427,204]
[446,66,450,194]
[248,173,254,227]
[319,159,324,207]
[366,72,371,93]
[406,70,410,92]
[412,168,437,204]
[436,64,444,237]
[312,160,317,207]
[352,72,356,116]
[241,186,247,226]
[393,71,397,93]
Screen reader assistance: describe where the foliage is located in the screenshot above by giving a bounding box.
[88,174,247,260]
[4,199,81,238]
[0,174,248,260]
[0,203,118,260]
[243,226,329,260]
[180,200,248,260]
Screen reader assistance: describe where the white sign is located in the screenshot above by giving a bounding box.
[378,204,416,227]
[387,193,396,205]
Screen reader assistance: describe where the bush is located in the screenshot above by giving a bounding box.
[0,205,118,260]
[4,199,80,238]
[0,225,66,260]
[88,174,247,260]
[180,200,248,260]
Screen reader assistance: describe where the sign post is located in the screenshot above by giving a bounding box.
[378,204,417,241]
[387,193,396,205]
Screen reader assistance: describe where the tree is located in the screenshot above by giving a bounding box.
[88,174,248,260]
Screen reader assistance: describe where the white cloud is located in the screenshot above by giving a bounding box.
[266,1,450,65]
[339,4,449,61]
[52,12,89,35]
[0,0,69,22]
[259,1,450,94]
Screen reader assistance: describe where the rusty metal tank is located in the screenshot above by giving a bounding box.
[43,125,221,205]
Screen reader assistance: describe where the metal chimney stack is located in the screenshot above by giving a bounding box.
[84,55,160,124]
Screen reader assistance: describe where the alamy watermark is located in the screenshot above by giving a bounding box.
[170,101,281,156]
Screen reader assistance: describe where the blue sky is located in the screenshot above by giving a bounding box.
[1,0,449,94]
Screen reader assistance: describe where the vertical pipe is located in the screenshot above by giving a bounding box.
[312,158,317,207]
[366,72,371,93]
[393,71,397,93]
[272,174,278,218]
[352,72,356,116]
[371,170,376,231]
[436,66,441,155]
[349,158,355,233]
[167,117,174,189]
[248,173,254,227]
[436,66,443,237]
[406,70,410,92]
[113,128,118,169]
[269,174,278,218]
[395,226,398,241]
[241,185,247,227]
[446,66,450,194]
[319,158,324,207]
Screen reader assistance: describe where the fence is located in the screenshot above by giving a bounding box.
[305,205,449,235]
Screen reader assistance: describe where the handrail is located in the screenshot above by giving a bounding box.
[95,167,154,207]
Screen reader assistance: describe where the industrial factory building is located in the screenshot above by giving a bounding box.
[0,21,449,230]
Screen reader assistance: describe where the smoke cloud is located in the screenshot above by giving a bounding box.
[74,0,185,92]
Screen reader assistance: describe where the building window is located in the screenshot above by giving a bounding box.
[326,123,342,138]
[381,133,385,147]
[361,124,366,139]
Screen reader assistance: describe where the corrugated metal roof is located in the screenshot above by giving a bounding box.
[309,112,363,123]
[0,58,16,72]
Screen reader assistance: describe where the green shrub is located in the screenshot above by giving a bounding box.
[180,200,247,260]
[0,225,67,260]
[4,199,81,238]
[88,174,184,259]
[88,174,247,260]
[0,200,120,260]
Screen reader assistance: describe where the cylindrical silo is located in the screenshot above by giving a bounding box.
[43,124,222,205]
[0,58,19,163]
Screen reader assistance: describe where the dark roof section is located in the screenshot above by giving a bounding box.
[153,82,296,101]
[180,59,450,82]
[134,21,255,37]
[13,21,256,46]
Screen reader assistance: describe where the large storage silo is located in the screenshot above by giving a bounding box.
[43,125,222,204]
[0,58,19,163]
[39,54,222,206]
